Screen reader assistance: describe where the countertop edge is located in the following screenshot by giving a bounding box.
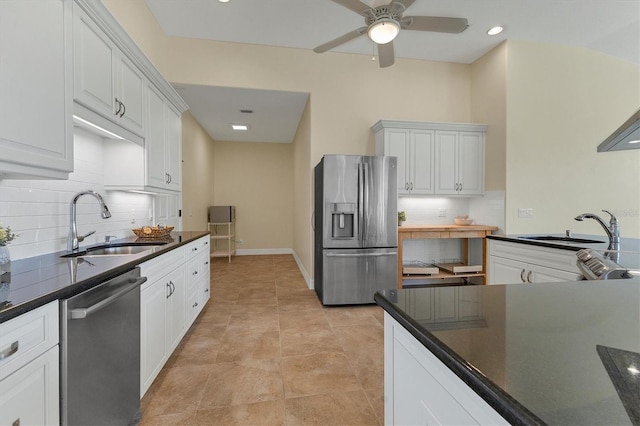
[0,231,210,323]
[374,291,546,426]
[399,224,499,232]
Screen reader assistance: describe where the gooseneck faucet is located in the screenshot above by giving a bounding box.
[574,209,620,253]
[68,190,111,251]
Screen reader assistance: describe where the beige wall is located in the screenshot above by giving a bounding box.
[212,141,293,251]
[292,99,313,279]
[470,42,507,192]
[505,41,640,237]
[181,111,215,231]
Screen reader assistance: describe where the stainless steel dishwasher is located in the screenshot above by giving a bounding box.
[60,267,147,426]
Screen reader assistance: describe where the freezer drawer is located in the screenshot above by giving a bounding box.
[321,248,397,305]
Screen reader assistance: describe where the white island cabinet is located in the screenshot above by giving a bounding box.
[384,312,508,426]
[488,239,583,284]
[0,0,73,179]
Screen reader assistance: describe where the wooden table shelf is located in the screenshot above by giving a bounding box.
[398,224,498,288]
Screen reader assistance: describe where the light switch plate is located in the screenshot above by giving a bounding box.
[518,208,533,218]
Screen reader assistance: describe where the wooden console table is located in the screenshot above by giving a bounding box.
[398,224,498,288]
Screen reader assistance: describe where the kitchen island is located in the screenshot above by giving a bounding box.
[375,278,640,425]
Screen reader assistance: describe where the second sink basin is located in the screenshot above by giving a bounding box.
[520,236,606,244]
[61,242,168,258]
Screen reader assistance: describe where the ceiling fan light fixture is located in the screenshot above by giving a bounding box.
[368,18,400,44]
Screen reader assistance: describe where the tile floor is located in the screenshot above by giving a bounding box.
[140,254,385,425]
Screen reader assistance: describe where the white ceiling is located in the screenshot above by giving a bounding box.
[146,0,640,143]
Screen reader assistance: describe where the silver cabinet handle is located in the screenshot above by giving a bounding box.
[192,302,198,308]
[527,271,533,283]
[71,277,147,319]
[520,269,526,282]
[192,270,198,276]
[0,341,19,360]
[459,182,463,192]
[120,100,126,117]
[114,98,122,116]
[410,182,413,190]
[166,280,175,298]
[204,288,209,293]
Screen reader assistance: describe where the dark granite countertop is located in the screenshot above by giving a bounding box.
[0,231,209,323]
[487,234,640,270]
[376,279,640,425]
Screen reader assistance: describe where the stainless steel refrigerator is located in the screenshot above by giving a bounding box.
[314,155,398,305]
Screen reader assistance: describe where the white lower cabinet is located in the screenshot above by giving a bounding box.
[385,313,508,425]
[488,240,583,284]
[140,236,210,397]
[0,301,60,426]
[140,249,186,397]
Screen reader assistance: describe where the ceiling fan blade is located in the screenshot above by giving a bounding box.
[402,16,469,33]
[330,0,373,15]
[377,41,395,68]
[313,27,368,53]
[391,0,415,11]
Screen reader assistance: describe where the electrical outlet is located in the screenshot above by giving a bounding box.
[438,208,446,217]
[518,208,534,218]
[236,239,244,244]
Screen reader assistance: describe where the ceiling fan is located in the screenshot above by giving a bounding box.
[313,0,468,68]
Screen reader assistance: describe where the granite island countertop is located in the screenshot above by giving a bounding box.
[375,279,640,425]
[0,231,209,323]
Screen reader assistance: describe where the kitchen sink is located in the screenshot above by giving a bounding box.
[519,236,606,244]
[61,242,168,258]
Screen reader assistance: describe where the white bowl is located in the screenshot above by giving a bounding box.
[454,218,473,225]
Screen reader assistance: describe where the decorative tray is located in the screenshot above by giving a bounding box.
[434,262,482,274]
[403,261,439,275]
[132,226,174,238]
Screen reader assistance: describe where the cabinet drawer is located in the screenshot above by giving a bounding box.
[139,248,185,290]
[0,301,59,381]
[184,236,209,261]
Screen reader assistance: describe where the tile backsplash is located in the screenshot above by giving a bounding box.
[0,129,154,260]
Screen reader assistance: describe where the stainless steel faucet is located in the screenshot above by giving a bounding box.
[574,209,620,251]
[68,190,112,251]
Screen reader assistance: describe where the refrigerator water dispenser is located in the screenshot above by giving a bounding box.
[331,203,355,238]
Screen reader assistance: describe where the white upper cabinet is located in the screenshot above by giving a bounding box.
[374,120,486,196]
[0,0,73,179]
[435,130,485,195]
[73,3,144,137]
[377,127,435,195]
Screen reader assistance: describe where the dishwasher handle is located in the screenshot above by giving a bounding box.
[70,276,147,320]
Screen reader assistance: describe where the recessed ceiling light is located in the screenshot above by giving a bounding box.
[231,124,248,131]
[218,0,230,3]
[487,26,504,36]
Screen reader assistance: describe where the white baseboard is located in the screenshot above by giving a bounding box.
[234,248,314,290]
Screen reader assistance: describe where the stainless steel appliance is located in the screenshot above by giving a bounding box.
[314,155,397,305]
[60,268,147,425]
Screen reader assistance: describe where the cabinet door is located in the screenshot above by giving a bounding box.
[409,130,435,194]
[385,129,410,195]
[73,4,116,119]
[434,131,459,194]
[0,347,59,426]
[117,56,145,136]
[165,266,186,354]
[529,264,583,283]
[0,0,73,178]
[146,85,168,188]
[140,279,168,397]
[165,105,182,190]
[489,256,527,285]
[458,132,484,195]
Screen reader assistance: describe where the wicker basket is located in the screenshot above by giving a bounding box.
[132,226,174,238]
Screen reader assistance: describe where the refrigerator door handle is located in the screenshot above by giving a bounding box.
[362,162,370,244]
[358,163,364,244]
[325,252,396,258]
